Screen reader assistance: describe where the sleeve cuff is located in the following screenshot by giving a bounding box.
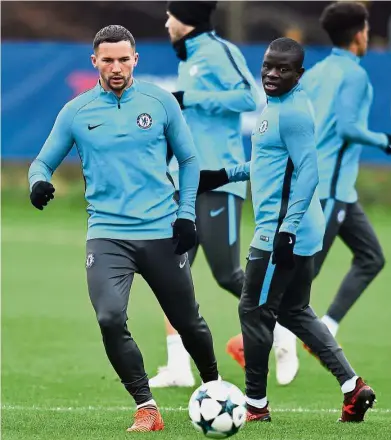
[28,174,45,192]
[176,207,196,222]
[225,166,235,182]
[279,223,297,236]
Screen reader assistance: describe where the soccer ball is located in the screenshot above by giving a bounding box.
[188,380,247,438]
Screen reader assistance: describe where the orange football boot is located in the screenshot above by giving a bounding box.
[127,405,164,432]
[226,333,245,368]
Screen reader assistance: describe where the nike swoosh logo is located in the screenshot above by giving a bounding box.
[248,254,264,261]
[210,207,225,218]
[179,253,188,269]
[289,237,293,244]
[88,123,103,130]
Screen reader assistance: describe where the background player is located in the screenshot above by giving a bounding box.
[149,0,259,388]
[289,2,391,357]
[28,25,219,432]
[150,1,299,389]
[197,37,376,424]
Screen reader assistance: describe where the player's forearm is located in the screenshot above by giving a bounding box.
[28,158,53,191]
[337,120,388,149]
[226,161,251,182]
[177,154,199,221]
[183,89,257,114]
[280,156,318,235]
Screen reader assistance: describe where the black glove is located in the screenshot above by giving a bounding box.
[198,169,229,195]
[173,218,197,255]
[272,232,296,270]
[385,134,391,155]
[30,181,55,210]
[172,91,185,109]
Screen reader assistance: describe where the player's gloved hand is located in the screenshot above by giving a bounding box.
[198,169,229,195]
[384,134,391,155]
[172,91,185,109]
[30,181,55,210]
[173,218,197,255]
[272,232,296,270]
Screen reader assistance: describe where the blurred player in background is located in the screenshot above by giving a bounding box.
[198,37,376,423]
[149,0,257,388]
[149,0,300,389]
[289,1,391,359]
[28,25,220,432]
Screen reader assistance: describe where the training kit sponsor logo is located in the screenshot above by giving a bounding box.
[86,253,95,269]
[137,113,153,129]
[260,235,269,242]
[259,120,268,134]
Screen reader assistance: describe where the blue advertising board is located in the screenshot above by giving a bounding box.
[2,42,391,164]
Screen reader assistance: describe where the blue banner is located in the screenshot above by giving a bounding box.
[2,42,391,164]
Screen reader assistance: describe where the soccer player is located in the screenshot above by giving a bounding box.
[28,25,220,432]
[149,0,256,388]
[198,37,376,423]
[150,1,299,388]
[299,2,390,351]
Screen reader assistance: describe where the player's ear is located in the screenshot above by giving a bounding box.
[297,67,305,81]
[134,52,139,68]
[91,54,98,69]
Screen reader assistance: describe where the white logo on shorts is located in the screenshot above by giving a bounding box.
[337,210,346,224]
[86,253,95,269]
[179,253,188,269]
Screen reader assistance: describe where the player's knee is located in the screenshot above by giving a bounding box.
[238,298,247,320]
[372,250,385,274]
[97,310,125,331]
[173,312,203,336]
[356,247,385,276]
[277,314,294,331]
[277,309,299,329]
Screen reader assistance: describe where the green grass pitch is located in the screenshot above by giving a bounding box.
[2,199,391,439]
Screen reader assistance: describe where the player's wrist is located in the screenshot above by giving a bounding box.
[278,223,297,236]
[176,210,195,223]
[197,169,229,195]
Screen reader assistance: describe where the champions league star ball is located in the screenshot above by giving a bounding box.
[188,380,247,438]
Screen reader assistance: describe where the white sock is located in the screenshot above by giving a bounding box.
[167,335,191,371]
[321,315,339,338]
[246,396,267,409]
[137,399,157,409]
[273,322,297,354]
[341,376,359,394]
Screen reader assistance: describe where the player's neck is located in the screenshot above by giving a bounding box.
[341,43,360,57]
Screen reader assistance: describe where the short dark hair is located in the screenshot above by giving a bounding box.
[268,37,305,69]
[320,2,368,47]
[93,25,136,51]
